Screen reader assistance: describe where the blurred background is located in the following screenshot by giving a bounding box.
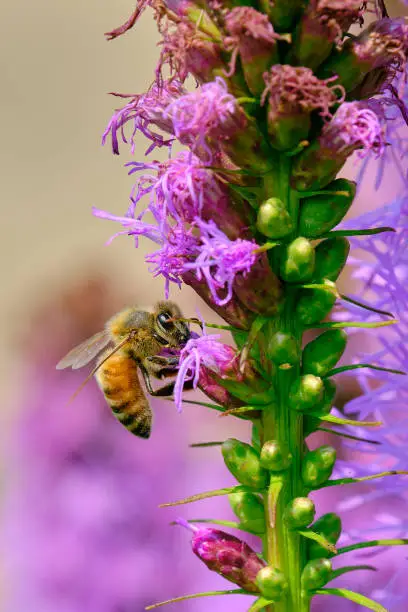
[0,1,407,611]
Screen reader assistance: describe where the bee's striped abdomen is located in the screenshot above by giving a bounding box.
[95,351,152,439]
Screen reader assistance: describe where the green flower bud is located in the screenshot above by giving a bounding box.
[302,330,348,377]
[256,566,288,601]
[289,375,324,412]
[267,331,300,367]
[222,438,269,489]
[301,558,332,591]
[298,179,356,239]
[257,198,293,239]
[315,378,336,416]
[302,445,337,488]
[313,237,350,281]
[260,440,293,472]
[304,380,336,435]
[284,497,316,529]
[280,237,315,283]
[296,280,337,326]
[309,513,342,559]
[228,491,266,534]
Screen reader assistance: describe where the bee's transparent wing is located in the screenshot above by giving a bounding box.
[56,330,111,370]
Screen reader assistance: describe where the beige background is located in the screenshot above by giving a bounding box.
[0,0,407,410]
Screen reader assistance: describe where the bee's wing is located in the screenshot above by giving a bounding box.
[56,330,111,370]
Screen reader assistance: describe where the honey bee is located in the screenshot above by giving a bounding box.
[56,301,194,439]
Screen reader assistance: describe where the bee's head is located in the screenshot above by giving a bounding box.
[154,301,191,348]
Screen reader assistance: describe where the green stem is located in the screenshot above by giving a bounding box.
[261,158,306,612]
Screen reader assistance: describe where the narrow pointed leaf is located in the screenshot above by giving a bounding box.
[340,294,394,318]
[172,399,224,412]
[146,589,248,609]
[248,597,275,611]
[190,441,224,448]
[267,479,283,528]
[314,587,387,611]
[317,427,381,445]
[324,364,406,377]
[298,529,337,554]
[317,414,382,427]
[159,485,256,508]
[322,227,394,237]
[322,470,408,488]
[337,538,408,556]
[329,565,376,582]
[309,320,397,330]
[219,406,263,418]
[205,322,242,331]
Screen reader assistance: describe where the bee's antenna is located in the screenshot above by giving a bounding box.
[67,333,134,405]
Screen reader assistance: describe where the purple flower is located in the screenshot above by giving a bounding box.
[292,101,385,190]
[262,65,344,118]
[177,519,264,593]
[322,101,385,158]
[164,77,247,161]
[185,218,259,307]
[174,333,239,412]
[159,20,225,84]
[93,209,259,303]
[102,80,185,155]
[261,64,344,150]
[125,151,230,225]
[224,7,283,95]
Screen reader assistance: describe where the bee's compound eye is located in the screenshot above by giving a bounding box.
[157,311,174,331]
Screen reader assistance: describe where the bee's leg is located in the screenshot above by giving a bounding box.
[145,355,179,378]
[139,363,195,397]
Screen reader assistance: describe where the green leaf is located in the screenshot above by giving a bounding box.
[324,363,406,377]
[322,470,408,488]
[145,589,248,609]
[317,414,382,428]
[248,596,275,611]
[308,319,398,330]
[328,565,376,582]
[190,441,224,448]
[317,427,381,446]
[337,538,408,556]
[166,398,225,414]
[298,529,337,554]
[321,226,395,237]
[314,587,387,611]
[205,322,240,331]
[219,405,263,418]
[340,294,394,318]
[159,485,259,508]
[267,478,283,528]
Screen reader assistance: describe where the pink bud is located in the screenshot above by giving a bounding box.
[178,521,265,593]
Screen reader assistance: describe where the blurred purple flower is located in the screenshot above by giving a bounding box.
[1,284,188,612]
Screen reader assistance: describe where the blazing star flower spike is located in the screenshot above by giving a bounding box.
[96,1,408,610]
